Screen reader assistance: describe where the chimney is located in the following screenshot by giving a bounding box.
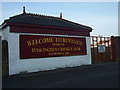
[23,6,26,14]
[60,13,62,18]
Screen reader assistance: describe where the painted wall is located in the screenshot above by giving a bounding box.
[1,26,10,41]
[2,27,92,75]
[0,36,1,90]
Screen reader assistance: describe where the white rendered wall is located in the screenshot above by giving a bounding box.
[1,26,92,75]
[8,33,91,75]
[1,26,10,41]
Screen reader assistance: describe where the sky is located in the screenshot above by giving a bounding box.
[0,1,118,36]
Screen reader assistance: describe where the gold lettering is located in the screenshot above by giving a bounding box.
[54,52,57,55]
[42,38,53,43]
[27,38,53,47]
[48,53,52,55]
[60,48,65,51]
[50,48,54,52]
[42,48,48,52]
[78,47,81,51]
[73,47,81,51]
[27,41,32,46]
[38,48,42,52]
[54,48,58,51]
[66,47,72,51]
[36,48,39,52]
[31,47,81,53]
[32,48,36,52]
[31,40,35,45]
[55,38,63,42]
[27,37,83,47]
[63,38,68,42]
[78,41,82,46]
[35,39,39,45]
[65,52,69,55]
[32,48,42,52]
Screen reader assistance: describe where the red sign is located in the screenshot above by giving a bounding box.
[20,35,87,59]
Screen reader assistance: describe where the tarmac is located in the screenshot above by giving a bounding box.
[3,61,119,78]
[2,61,119,88]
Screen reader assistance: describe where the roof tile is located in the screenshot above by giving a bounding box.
[3,13,92,31]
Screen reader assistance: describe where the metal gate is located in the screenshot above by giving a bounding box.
[91,36,116,64]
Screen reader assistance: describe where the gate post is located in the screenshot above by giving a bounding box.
[111,36,116,62]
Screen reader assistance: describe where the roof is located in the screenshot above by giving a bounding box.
[2,12,92,32]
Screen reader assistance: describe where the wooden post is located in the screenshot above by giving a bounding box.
[111,36,116,62]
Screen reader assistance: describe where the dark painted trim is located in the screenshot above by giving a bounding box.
[8,22,92,32]
[10,25,90,36]
[2,22,91,36]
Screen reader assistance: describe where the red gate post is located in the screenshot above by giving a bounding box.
[111,36,116,62]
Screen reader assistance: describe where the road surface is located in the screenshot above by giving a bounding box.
[2,62,119,88]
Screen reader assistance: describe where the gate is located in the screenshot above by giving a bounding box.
[91,36,116,64]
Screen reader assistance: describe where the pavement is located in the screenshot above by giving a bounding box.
[2,61,119,88]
